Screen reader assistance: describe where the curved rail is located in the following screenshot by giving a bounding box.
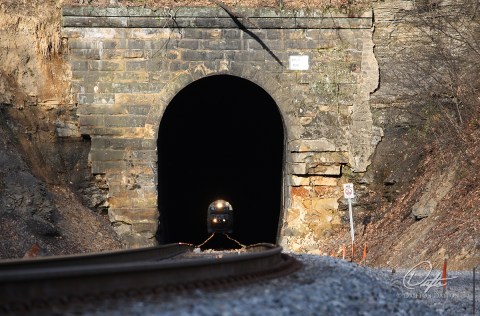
[0,243,194,271]
[0,243,301,313]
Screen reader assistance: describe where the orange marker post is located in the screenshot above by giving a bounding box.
[342,244,346,260]
[442,258,447,294]
[362,243,367,265]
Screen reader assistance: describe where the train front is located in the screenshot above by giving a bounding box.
[207,200,233,234]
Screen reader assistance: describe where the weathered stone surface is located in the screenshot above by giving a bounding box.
[288,139,336,152]
[288,163,307,175]
[108,208,158,224]
[62,7,380,248]
[306,164,342,176]
[55,120,81,137]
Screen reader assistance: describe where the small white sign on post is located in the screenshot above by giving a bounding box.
[343,183,355,199]
[288,55,309,71]
[343,183,356,244]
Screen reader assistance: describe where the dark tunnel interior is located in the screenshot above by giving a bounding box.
[157,75,284,249]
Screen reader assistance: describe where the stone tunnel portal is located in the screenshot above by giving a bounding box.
[157,75,284,248]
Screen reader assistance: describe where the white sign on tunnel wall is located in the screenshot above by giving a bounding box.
[288,55,309,70]
[343,183,355,199]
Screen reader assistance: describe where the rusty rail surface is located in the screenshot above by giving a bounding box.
[0,243,301,313]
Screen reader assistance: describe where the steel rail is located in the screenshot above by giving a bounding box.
[0,243,301,313]
[0,243,194,271]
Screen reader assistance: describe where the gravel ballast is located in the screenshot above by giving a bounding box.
[52,253,477,315]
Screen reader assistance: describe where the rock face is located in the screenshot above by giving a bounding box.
[61,7,381,248]
[0,106,122,258]
[0,118,59,238]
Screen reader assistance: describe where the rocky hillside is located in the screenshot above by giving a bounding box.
[0,0,123,258]
[0,0,478,269]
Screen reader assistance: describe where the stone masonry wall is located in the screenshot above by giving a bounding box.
[61,7,380,250]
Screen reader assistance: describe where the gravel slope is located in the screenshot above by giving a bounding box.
[47,253,477,316]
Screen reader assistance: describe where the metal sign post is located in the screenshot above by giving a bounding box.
[343,183,355,245]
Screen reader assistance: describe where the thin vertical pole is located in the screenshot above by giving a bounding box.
[348,198,354,244]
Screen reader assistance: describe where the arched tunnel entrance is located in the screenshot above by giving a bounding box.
[157,75,284,248]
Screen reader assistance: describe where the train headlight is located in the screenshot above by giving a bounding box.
[207,199,234,234]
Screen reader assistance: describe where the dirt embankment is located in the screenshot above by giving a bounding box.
[358,116,480,270]
[0,0,123,258]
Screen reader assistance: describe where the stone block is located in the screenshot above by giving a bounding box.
[230,51,266,62]
[83,28,125,39]
[78,104,126,116]
[291,186,310,200]
[129,150,156,161]
[78,115,104,127]
[88,60,124,71]
[108,197,133,209]
[288,163,307,175]
[125,104,151,116]
[129,28,176,39]
[223,29,242,39]
[311,176,338,186]
[71,60,88,71]
[125,60,146,71]
[113,72,149,83]
[200,28,222,39]
[308,197,339,211]
[91,160,127,174]
[124,49,144,59]
[71,49,101,60]
[182,28,204,39]
[63,16,127,28]
[104,115,147,128]
[109,208,158,224]
[306,164,342,176]
[118,127,146,138]
[312,186,341,198]
[308,152,349,164]
[182,50,224,61]
[201,39,241,50]
[132,222,157,237]
[168,61,191,72]
[337,84,357,105]
[131,197,157,209]
[309,82,338,104]
[84,71,116,82]
[178,39,200,50]
[290,152,312,163]
[288,139,336,152]
[89,149,126,161]
[115,93,158,106]
[290,175,310,186]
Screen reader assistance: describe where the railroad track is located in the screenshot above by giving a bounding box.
[0,242,301,314]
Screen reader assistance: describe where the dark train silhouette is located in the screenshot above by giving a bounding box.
[207,200,233,234]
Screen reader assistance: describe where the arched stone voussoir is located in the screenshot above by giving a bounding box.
[145,69,289,143]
